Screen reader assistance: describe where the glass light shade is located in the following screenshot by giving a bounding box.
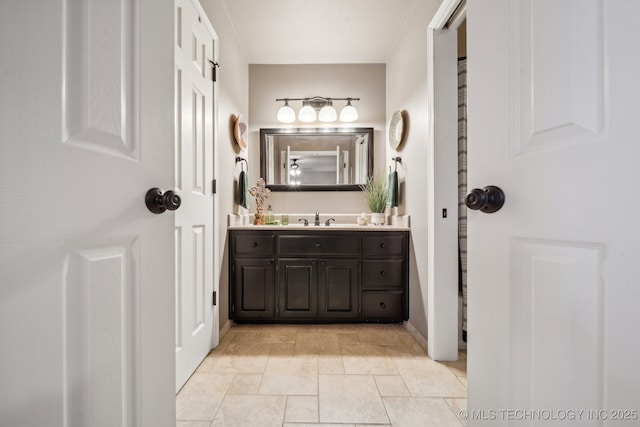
[318,104,337,122]
[339,103,358,122]
[298,104,316,122]
[277,104,296,123]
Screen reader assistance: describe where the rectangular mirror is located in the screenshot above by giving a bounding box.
[260,127,373,191]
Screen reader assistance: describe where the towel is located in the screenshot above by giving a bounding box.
[386,170,398,208]
[237,170,248,208]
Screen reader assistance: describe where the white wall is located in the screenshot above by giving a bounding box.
[200,0,249,332]
[386,0,443,340]
[248,64,385,214]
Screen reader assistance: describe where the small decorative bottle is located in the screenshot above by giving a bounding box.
[266,205,274,224]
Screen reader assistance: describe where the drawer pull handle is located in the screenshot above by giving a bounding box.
[380,270,386,276]
[252,242,258,247]
[380,242,386,248]
[380,302,386,309]
[315,242,321,248]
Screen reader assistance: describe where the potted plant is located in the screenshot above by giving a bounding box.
[360,174,388,225]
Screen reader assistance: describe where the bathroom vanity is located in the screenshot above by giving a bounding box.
[228,226,409,323]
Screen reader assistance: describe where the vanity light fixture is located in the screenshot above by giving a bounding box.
[289,159,301,176]
[276,100,296,123]
[276,97,360,123]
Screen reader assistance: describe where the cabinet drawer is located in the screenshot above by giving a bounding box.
[363,234,405,256]
[362,259,404,289]
[278,235,360,255]
[362,291,405,321]
[233,234,275,255]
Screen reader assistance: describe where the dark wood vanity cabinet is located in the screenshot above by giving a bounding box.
[229,229,408,323]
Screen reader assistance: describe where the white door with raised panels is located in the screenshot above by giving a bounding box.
[0,0,175,426]
[467,0,640,423]
[174,0,218,391]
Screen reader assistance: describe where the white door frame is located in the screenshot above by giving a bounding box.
[426,0,466,361]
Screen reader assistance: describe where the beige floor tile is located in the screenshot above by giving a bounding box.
[356,425,391,427]
[342,355,398,375]
[255,331,297,343]
[259,357,318,395]
[381,344,415,357]
[446,398,468,426]
[283,424,355,427]
[337,332,360,345]
[441,359,467,377]
[223,342,272,356]
[295,333,341,356]
[227,373,263,394]
[317,357,345,374]
[176,422,211,427]
[374,375,411,397]
[458,376,468,387]
[357,331,404,346]
[319,375,389,424]
[393,358,467,398]
[383,397,462,427]
[284,395,319,423]
[340,343,388,356]
[270,342,296,356]
[176,373,234,420]
[201,355,268,374]
[211,394,286,427]
[230,331,258,342]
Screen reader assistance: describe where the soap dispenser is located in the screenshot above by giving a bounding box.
[266,205,274,224]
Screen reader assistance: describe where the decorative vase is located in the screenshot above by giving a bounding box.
[254,208,265,225]
[370,212,385,225]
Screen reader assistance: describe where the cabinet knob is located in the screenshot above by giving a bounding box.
[314,242,321,248]
[380,270,386,276]
[380,242,386,248]
[380,302,386,309]
[252,242,258,247]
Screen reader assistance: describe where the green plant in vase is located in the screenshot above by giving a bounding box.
[360,174,387,225]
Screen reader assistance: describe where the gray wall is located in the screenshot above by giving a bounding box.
[386,0,444,340]
[201,0,249,333]
[248,64,385,214]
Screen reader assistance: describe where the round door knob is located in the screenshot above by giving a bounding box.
[465,185,505,213]
[145,188,182,214]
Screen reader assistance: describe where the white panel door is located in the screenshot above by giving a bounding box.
[174,0,217,391]
[467,0,640,424]
[0,0,175,426]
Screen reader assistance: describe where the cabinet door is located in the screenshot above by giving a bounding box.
[232,258,275,320]
[319,259,360,319]
[278,259,318,319]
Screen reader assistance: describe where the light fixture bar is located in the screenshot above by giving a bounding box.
[275,97,360,123]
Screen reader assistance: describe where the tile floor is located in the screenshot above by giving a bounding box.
[176,323,467,427]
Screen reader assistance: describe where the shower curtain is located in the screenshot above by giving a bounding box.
[458,58,468,342]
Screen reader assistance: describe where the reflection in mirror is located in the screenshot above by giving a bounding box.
[260,128,373,191]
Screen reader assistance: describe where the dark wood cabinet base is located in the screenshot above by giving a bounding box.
[229,229,409,323]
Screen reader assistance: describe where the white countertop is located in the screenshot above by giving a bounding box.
[227,213,410,231]
[227,224,410,231]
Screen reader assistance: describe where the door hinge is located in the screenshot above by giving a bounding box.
[212,179,217,194]
[209,60,220,82]
[212,290,217,306]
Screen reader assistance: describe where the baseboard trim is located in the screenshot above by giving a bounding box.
[404,320,428,353]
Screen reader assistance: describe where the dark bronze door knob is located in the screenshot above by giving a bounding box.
[465,186,505,213]
[145,188,182,214]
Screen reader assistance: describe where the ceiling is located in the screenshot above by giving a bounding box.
[220,0,420,64]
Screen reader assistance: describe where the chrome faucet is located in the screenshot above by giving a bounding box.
[314,211,320,226]
[325,218,335,226]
